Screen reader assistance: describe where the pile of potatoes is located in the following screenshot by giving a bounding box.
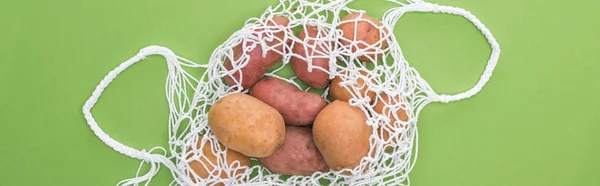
[188,13,409,183]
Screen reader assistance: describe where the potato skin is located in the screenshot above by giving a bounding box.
[329,69,375,102]
[261,16,292,67]
[258,126,329,176]
[373,94,408,151]
[208,93,285,158]
[187,136,251,185]
[339,13,388,62]
[249,77,327,126]
[291,25,332,89]
[312,100,372,174]
[224,16,291,89]
[224,44,266,89]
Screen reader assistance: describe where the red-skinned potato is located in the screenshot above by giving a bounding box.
[339,13,388,62]
[258,126,329,176]
[291,25,332,89]
[261,16,292,67]
[224,44,265,89]
[249,77,328,126]
[224,16,292,89]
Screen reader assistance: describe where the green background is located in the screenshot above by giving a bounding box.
[1,0,599,185]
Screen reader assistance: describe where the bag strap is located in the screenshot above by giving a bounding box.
[383,2,501,103]
[82,45,189,186]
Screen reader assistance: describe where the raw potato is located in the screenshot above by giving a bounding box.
[329,69,375,102]
[291,25,332,89]
[373,93,408,151]
[258,126,329,175]
[249,77,328,126]
[208,93,285,158]
[312,100,372,174]
[224,43,265,89]
[187,136,251,185]
[339,13,388,62]
[224,16,291,89]
[261,16,293,67]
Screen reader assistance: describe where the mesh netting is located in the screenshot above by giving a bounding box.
[82,0,500,185]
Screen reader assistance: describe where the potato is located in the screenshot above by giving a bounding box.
[261,16,292,67]
[224,16,291,89]
[187,136,251,185]
[373,93,408,151]
[312,100,372,174]
[329,69,375,102]
[208,93,285,158]
[291,25,332,89]
[249,77,327,126]
[258,126,329,175]
[339,13,388,62]
[224,44,266,89]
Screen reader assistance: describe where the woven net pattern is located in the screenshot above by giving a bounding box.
[82,0,500,185]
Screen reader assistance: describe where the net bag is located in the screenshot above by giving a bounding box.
[82,0,501,185]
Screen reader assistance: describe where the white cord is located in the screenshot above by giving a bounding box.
[81,1,501,185]
[82,45,190,186]
[383,2,501,103]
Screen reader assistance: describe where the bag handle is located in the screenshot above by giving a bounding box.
[383,1,501,103]
[82,45,190,186]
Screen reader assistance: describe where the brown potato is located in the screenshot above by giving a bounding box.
[224,16,292,89]
[373,93,408,151]
[329,69,375,102]
[258,126,329,175]
[339,13,388,62]
[291,25,332,89]
[187,136,251,185]
[249,77,328,126]
[312,100,372,174]
[208,93,285,158]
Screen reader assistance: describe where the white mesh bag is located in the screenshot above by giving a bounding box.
[82,0,501,185]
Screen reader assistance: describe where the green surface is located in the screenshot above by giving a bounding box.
[1,0,599,185]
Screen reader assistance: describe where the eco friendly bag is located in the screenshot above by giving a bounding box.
[82,0,500,185]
